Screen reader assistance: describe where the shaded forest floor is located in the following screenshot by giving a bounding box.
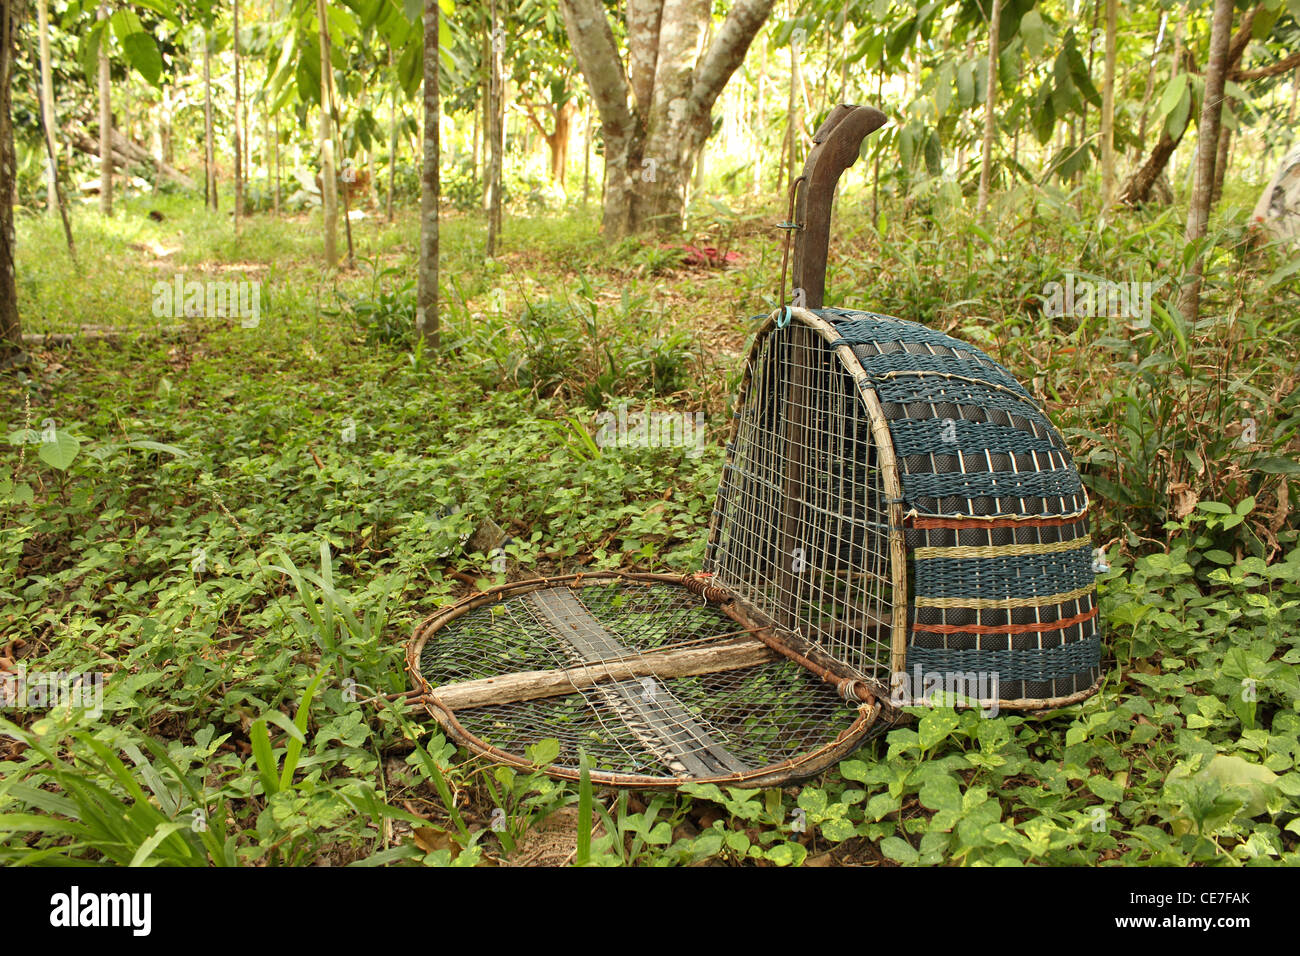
[2,181,1299,865]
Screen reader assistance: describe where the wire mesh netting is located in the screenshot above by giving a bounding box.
[707,323,895,689]
[413,576,872,786]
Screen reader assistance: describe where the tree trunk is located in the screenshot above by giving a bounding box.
[693,140,706,200]
[1100,0,1118,208]
[263,109,275,215]
[486,0,504,256]
[387,80,398,223]
[418,0,440,349]
[38,0,58,214]
[1122,6,1257,206]
[0,0,20,359]
[71,127,194,187]
[551,101,575,185]
[160,83,173,165]
[789,26,807,186]
[204,36,216,210]
[779,38,792,195]
[1077,0,1099,197]
[560,0,774,237]
[582,100,592,204]
[1136,12,1168,145]
[98,3,112,216]
[233,0,242,230]
[976,0,1003,215]
[872,51,882,222]
[526,101,578,186]
[317,0,338,268]
[1212,122,1231,205]
[1288,65,1300,126]
[1178,0,1234,323]
[471,73,479,184]
[273,113,281,215]
[752,32,765,196]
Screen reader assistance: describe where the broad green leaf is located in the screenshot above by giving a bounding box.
[956,61,974,109]
[917,709,959,750]
[1020,8,1046,58]
[918,774,963,815]
[880,836,919,864]
[122,32,162,87]
[1157,73,1188,120]
[821,817,857,842]
[39,431,80,471]
[1087,775,1125,803]
[1255,456,1300,475]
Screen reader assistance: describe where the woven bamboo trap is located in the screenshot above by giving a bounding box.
[407,105,1102,789]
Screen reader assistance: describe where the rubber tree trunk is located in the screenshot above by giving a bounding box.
[788,27,806,190]
[387,78,398,223]
[485,0,504,257]
[160,83,173,164]
[1178,0,1235,323]
[546,100,576,185]
[38,0,58,214]
[1100,0,1118,208]
[752,33,765,197]
[559,0,774,237]
[417,0,440,348]
[316,0,338,268]
[1136,12,1168,146]
[204,35,216,210]
[233,0,242,231]
[582,100,592,204]
[1212,123,1231,205]
[0,0,20,358]
[98,3,112,216]
[976,0,1002,216]
[1122,7,1256,206]
[273,113,281,215]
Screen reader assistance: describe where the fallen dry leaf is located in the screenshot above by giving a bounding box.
[411,826,459,859]
[1269,478,1290,534]
[1168,481,1198,519]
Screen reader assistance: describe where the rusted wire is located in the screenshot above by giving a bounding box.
[776,174,806,310]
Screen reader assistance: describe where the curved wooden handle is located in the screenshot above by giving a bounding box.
[790,104,887,310]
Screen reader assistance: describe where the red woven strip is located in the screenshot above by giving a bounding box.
[908,514,1087,531]
[910,606,1098,636]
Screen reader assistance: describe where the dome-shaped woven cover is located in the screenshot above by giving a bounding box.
[707,307,1102,710]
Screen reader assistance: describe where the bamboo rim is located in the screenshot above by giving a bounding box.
[716,307,911,682]
[406,570,891,788]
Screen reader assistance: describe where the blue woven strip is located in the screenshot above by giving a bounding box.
[817,311,1002,360]
[888,417,1062,458]
[818,307,894,321]
[853,351,1026,393]
[900,466,1082,501]
[914,546,1096,599]
[904,636,1101,683]
[872,375,1049,423]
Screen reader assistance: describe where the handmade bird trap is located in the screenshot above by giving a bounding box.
[408,104,1101,789]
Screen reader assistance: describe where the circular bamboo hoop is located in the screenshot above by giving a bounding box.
[407,571,888,789]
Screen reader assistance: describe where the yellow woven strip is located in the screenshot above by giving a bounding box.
[913,534,1092,561]
[914,583,1096,610]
